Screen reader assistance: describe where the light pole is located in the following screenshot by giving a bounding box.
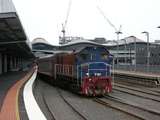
[142,31,150,72]
[116,31,123,42]
[121,39,127,65]
[113,40,119,67]
[115,31,122,65]
[112,56,115,87]
[133,36,137,71]
[107,40,119,67]
[106,40,119,87]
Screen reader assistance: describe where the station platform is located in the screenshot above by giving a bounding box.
[0,71,27,110]
[112,70,160,87]
[0,67,37,120]
[0,66,48,120]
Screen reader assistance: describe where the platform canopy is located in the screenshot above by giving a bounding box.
[0,0,16,13]
[0,12,27,43]
[0,0,34,58]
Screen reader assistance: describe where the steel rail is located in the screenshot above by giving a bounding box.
[113,88,160,102]
[105,95,160,116]
[57,89,88,120]
[93,98,145,120]
[115,84,160,97]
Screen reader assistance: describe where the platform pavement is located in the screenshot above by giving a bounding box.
[0,66,48,120]
[0,71,27,111]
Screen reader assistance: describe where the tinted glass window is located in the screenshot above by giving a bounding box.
[101,53,108,60]
[80,54,88,60]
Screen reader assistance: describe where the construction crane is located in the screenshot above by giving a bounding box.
[60,0,72,45]
[97,6,122,41]
[97,6,122,65]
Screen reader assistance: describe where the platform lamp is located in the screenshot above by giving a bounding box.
[142,31,150,73]
[113,40,119,67]
[121,39,127,65]
[106,40,119,67]
[134,36,137,71]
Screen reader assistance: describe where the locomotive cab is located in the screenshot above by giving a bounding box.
[76,47,113,96]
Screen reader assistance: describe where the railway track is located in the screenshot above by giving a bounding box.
[42,94,56,120]
[113,71,159,87]
[115,83,160,96]
[57,89,88,120]
[147,88,160,94]
[34,78,56,120]
[113,83,160,103]
[35,78,87,120]
[107,95,160,117]
[93,97,145,120]
[36,78,160,120]
[42,87,88,120]
[93,96,160,120]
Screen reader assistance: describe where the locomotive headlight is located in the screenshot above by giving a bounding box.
[86,73,89,76]
[97,73,101,76]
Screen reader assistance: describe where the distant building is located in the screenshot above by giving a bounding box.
[59,36,108,45]
[89,38,107,44]
[154,40,160,44]
[59,36,84,45]
[104,36,160,65]
[32,38,58,57]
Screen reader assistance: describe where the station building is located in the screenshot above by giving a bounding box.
[102,36,160,66]
[94,36,160,73]
[32,38,58,58]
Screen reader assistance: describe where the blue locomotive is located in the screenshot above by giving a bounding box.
[38,46,113,96]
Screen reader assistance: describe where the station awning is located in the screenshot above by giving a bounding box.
[0,12,34,59]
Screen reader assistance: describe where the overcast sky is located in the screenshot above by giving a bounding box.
[12,0,160,45]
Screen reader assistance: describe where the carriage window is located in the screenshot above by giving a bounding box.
[101,53,108,60]
[80,54,88,60]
